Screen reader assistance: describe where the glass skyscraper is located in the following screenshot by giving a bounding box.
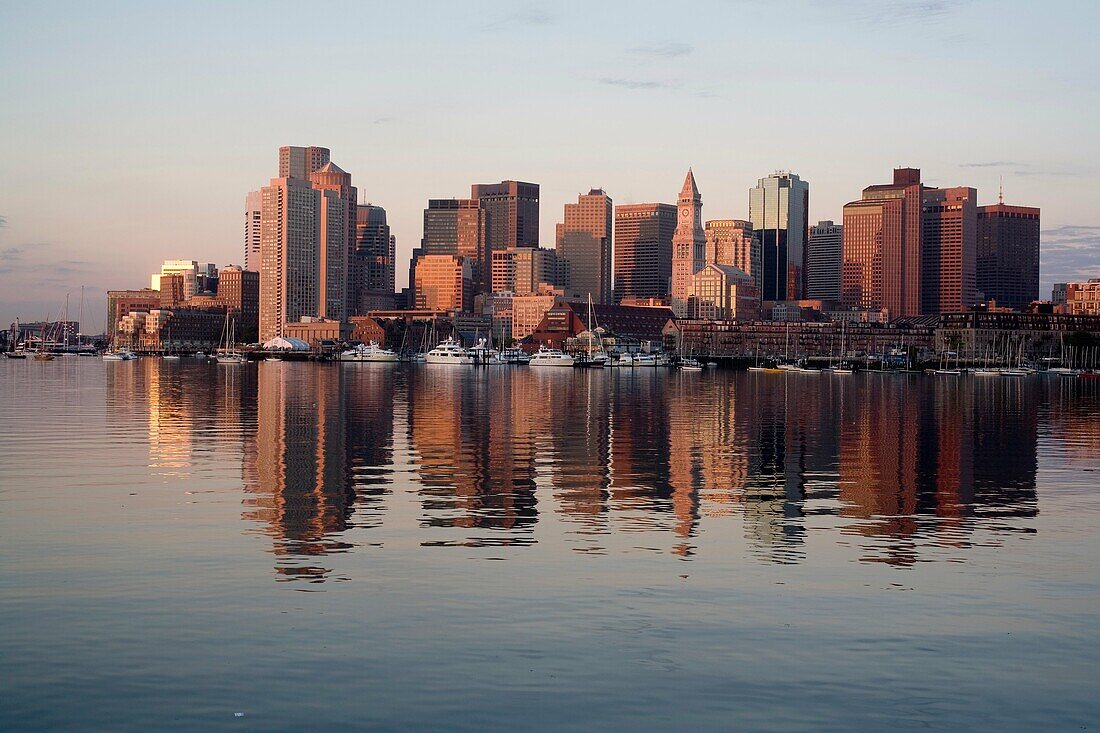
[748,172,809,301]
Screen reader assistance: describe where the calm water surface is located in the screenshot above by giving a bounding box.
[1,359,1098,731]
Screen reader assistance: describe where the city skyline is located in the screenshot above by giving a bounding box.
[2,1,1099,326]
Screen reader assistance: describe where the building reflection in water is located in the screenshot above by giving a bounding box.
[205,364,1060,581]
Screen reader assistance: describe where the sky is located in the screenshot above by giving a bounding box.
[1,0,1098,330]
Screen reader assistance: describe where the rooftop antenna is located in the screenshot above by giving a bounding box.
[998,176,1004,205]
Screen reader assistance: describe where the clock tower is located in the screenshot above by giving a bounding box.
[671,168,705,318]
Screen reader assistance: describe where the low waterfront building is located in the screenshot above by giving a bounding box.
[665,319,935,359]
[107,289,161,343]
[349,316,387,345]
[687,263,759,321]
[1065,279,1100,316]
[935,311,1100,358]
[528,301,675,351]
[285,317,352,347]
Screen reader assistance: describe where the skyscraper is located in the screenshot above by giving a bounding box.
[613,203,677,302]
[841,168,923,318]
[556,188,613,304]
[922,186,978,315]
[671,170,706,317]
[471,180,540,251]
[309,161,356,322]
[414,254,474,313]
[259,176,321,342]
[245,191,261,272]
[352,204,396,313]
[419,199,488,295]
[748,172,809,301]
[279,146,330,180]
[977,198,1040,311]
[806,221,843,301]
[491,246,559,295]
[258,146,356,341]
[704,219,757,277]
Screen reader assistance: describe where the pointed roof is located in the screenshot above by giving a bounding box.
[317,161,346,174]
[680,168,700,199]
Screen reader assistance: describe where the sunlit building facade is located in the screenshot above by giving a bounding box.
[613,203,676,303]
[671,170,707,317]
[556,188,613,304]
[922,186,978,315]
[414,254,474,313]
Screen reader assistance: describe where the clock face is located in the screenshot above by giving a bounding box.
[680,208,689,218]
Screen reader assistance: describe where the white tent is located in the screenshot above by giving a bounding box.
[263,336,310,352]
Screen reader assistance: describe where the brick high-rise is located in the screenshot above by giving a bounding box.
[704,219,757,282]
[613,203,677,302]
[671,170,706,317]
[309,161,356,322]
[922,186,978,314]
[841,168,923,318]
[977,197,1040,311]
[556,188,613,304]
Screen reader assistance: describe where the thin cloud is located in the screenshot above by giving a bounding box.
[482,7,553,31]
[597,77,672,90]
[959,161,1025,168]
[1039,225,1100,291]
[857,0,969,25]
[1014,168,1085,178]
[629,42,694,58]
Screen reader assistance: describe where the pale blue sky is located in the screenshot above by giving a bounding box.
[1,0,1098,329]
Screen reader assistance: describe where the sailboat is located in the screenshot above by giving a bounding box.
[575,295,609,368]
[216,311,246,364]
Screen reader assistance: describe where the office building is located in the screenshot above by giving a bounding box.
[419,198,488,296]
[353,204,396,313]
[414,254,474,313]
[309,161,356,322]
[977,199,1041,311]
[841,168,923,318]
[217,265,260,332]
[491,246,559,295]
[613,203,677,303]
[806,221,843,301]
[556,188,613,304]
[922,186,978,315]
[106,289,161,343]
[704,219,757,277]
[688,263,760,321]
[245,191,262,272]
[1066,279,1100,316]
[279,146,330,180]
[748,172,809,301]
[471,180,539,251]
[258,176,321,342]
[671,170,706,317]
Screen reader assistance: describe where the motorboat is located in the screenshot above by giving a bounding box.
[499,348,530,365]
[468,338,502,365]
[425,337,473,365]
[340,341,398,362]
[574,350,608,368]
[102,349,136,361]
[528,345,574,367]
[680,357,703,371]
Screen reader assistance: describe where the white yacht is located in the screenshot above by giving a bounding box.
[340,341,398,362]
[102,349,136,361]
[468,338,502,365]
[528,345,574,367]
[425,337,473,365]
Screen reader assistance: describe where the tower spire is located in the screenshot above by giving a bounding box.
[998,176,1004,205]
